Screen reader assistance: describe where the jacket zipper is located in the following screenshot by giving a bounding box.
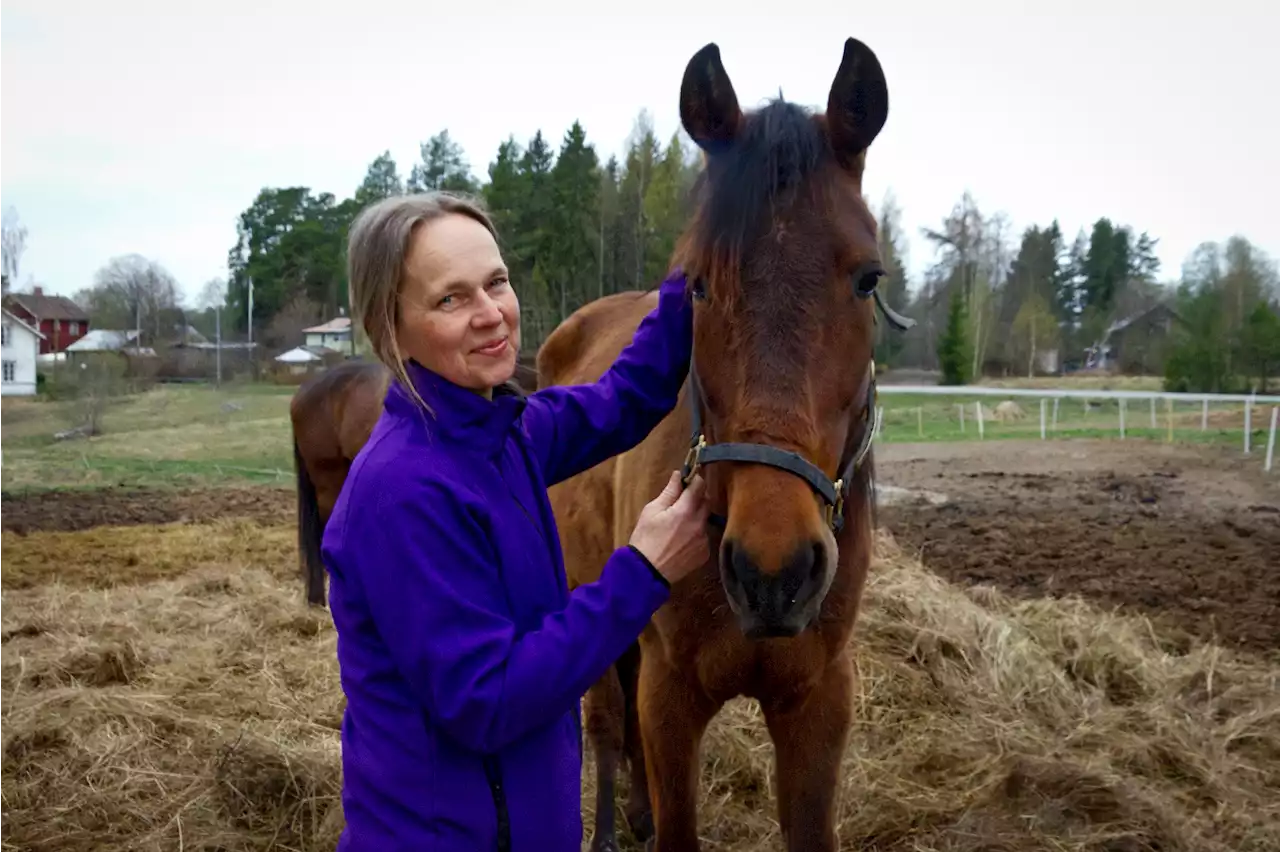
[483,755,512,852]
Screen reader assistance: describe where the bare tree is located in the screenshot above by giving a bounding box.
[2,206,28,293]
[196,277,227,311]
[264,290,324,352]
[87,254,183,344]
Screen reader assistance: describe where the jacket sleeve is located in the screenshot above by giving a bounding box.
[354,481,670,755]
[521,269,693,487]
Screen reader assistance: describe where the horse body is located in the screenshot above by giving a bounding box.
[541,36,900,852]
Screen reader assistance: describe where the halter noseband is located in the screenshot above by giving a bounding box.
[678,284,915,534]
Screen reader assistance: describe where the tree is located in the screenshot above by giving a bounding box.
[82,254,183,345]
[937,287,972,385]
[1237,301,1280,392]
[354,151,404,206]
[2,206,28,294]
[874,192,910,366]
[407,130,480,195]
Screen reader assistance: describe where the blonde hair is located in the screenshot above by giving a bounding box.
[346,191,500,414]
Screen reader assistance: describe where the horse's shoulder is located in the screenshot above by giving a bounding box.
[536,290,657,386]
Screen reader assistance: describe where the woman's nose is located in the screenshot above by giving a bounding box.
[473,291,504,325]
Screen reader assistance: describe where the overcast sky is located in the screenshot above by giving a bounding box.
[3,1,1276,308]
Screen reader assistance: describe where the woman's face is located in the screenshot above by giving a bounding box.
[396,213,521,397]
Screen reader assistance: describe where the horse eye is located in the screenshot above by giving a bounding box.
[691,279,707,301]
[852,265,883,299]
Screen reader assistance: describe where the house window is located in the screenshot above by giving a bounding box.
[70,321,80,336]
[1,323,9,345]
[2,361,15,382]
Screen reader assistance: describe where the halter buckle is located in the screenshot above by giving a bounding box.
[682,435,706,487]
[824,479,846,529]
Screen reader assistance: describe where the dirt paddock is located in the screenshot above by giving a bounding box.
[3,438,1279,851]
[6,438,1276,653]
[875,439,1280,656]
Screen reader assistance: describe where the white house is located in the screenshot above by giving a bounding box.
[2,307,46,396]
[303,316,352,352]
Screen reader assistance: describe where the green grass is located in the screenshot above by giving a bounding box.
[2,379,1267,495]
[2,383,297,493]
[874,391,1260,450]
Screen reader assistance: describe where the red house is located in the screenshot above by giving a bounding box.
[2,287,90,355]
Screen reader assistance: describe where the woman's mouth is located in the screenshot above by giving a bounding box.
[475,338,509,357]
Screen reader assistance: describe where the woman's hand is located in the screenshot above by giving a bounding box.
[629,471,710,584]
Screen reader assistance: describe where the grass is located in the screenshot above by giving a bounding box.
[3,378,1270,494]
[875,391,1262,451]
[2,383,296,492]
[2,522,1277,851]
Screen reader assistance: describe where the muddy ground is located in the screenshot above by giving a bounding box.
[4,439,1277,654]
[876,440,1280,655]
[0,485,293,534]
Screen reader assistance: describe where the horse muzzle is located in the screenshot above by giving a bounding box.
[719,536,832,640]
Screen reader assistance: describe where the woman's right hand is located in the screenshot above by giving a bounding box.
[629,471,710,584]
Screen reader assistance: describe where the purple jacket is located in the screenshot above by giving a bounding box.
[320,271,692,851]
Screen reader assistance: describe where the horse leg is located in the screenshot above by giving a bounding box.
[617,642,653,842]
[585,664,627,852]
[638,650,719,852]
[760,655,855,852]
[292,440,327,608]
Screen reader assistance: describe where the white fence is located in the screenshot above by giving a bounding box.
[875,385,1280,473]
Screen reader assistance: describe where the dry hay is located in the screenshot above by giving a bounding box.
[2,523,1278,852]
[989,400,1028,422]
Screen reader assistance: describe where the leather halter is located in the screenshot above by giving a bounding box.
[679,284,916,534]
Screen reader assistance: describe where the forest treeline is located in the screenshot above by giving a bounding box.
[70,115,1280,392]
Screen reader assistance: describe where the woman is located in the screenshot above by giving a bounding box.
[320,190,709,851]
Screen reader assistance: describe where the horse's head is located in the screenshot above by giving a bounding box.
[674,38,902,640]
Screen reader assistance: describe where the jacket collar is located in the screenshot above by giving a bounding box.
[385,359,527,455]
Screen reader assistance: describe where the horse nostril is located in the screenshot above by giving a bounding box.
[808,542,825,584]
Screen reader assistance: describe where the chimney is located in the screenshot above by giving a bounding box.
[33,285,43,297]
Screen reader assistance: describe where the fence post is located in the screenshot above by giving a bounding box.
[1040,398,1047,440]
[958,403,966,433]
[1150,396,1156,429]
[1119,398,1126,439]
[1052,397,1060,431]
[1201,398,1208,431]
[1265,407,1277,473]
[975,401,985,440]
[1245,399,1252,454]
[1166,397,1174,443]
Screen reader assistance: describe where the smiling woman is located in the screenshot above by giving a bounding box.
[346,192,522,408]
[318,190,712,851]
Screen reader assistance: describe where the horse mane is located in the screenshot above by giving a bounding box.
[674,98,830,308]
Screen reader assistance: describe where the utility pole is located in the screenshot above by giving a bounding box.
[215,303,222,387]
[246,276,254,345]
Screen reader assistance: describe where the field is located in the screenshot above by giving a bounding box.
[3,383,1279,851]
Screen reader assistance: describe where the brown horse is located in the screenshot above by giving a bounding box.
[539,38,911,852]
[291,353,539,607]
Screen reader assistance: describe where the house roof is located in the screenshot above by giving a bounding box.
[2,307,48,340]
[65,329,139,352]
[4,290,89,322]
[275,344,335,363]
[1104,302,1183,338]
[302,317,352,334]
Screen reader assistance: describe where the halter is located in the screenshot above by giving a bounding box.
[679,284,915,534]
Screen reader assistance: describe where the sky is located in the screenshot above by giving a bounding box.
[3,0,1277,309]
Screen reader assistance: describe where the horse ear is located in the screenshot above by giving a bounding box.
[680,42,742,154]
[825,37,889,169]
